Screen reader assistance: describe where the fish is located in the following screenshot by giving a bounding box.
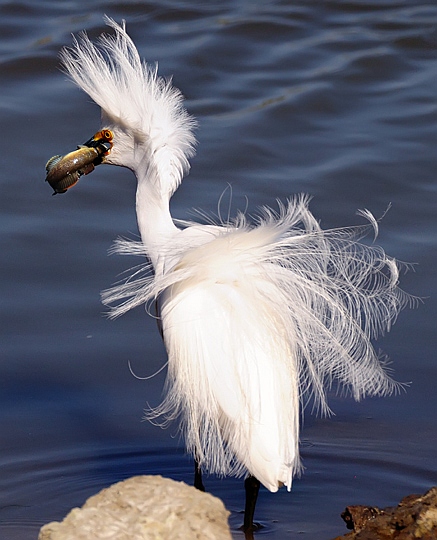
[45,130,113,195]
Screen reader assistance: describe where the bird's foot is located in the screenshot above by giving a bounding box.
[239,521,263,539]
[194,459,205,492]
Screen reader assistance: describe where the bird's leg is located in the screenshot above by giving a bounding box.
[243,475,261,532]
[154,299,163,339]
[157,297,207,494]
[194,458,205,492]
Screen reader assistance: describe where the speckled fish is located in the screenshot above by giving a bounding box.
[45,130,113,195]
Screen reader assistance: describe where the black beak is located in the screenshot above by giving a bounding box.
[80,137,113,166]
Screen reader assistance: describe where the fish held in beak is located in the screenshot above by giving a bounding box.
[45,129,113,195]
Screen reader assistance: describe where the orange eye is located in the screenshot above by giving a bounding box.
[102,129,113,141]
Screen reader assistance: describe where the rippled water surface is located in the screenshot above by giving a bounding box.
[1,1,436,539]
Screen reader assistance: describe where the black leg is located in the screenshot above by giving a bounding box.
[154,299,164,339]
[194,459,205,492]
[243,475,261,533]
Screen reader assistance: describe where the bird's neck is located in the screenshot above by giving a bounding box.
[135,173,178,273]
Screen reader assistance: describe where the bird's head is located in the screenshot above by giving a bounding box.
[45,17,196,198]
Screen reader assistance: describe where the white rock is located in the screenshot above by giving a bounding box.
[39,475,232,540]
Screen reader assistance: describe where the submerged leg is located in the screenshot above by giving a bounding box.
[243,475,261,532]
[194,459,205,492]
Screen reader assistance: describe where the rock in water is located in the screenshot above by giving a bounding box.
[333,486,437,539]
[39,475,232,540]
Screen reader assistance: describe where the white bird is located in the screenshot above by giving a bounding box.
[54,18,413,532]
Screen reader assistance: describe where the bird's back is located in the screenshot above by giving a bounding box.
[159,222,302,492]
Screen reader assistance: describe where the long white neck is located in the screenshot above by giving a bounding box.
[135,169,179,274]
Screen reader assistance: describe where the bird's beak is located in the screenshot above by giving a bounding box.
[45,129,113,195]
[81,129,114,163]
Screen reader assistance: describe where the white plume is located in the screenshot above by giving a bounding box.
[61,17,196,196]
[103,195,414,487]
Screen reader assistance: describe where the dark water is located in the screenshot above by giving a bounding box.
[1,1,436,538]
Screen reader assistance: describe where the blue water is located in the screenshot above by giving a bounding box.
[0,1,436,538]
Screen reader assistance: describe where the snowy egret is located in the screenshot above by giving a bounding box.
[50,19,413,532]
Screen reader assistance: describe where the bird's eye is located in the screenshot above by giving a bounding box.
[102,130,113,141]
